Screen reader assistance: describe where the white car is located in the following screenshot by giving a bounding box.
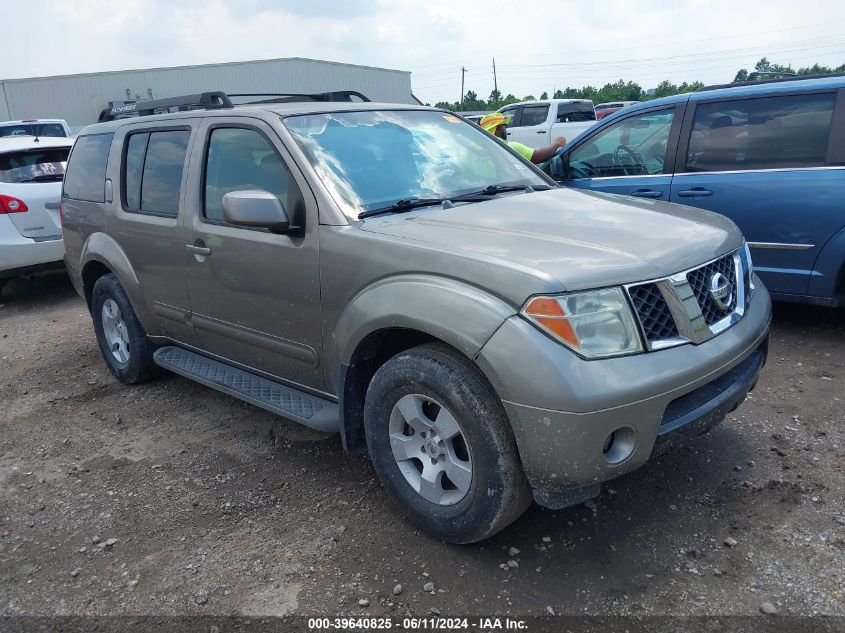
[0,119,72,138]
[0,136,73,295]
[497,99,598,149]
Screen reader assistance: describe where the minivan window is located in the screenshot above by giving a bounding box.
[686,93,836,173]
[0,147,69,183]
[121,129,189,216]
[63,133,113,202]
[204,127,299,223]
[568,108,675,178]
[515,105,549,127]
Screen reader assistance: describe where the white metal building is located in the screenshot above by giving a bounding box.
[0,57,413,132]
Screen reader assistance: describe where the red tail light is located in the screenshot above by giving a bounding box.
[0,194,29,213]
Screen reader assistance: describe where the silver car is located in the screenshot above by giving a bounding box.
[61,92,771,543]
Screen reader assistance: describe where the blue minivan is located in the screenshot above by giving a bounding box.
[553,74,845,307]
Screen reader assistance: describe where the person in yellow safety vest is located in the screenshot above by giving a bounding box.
[478,112,567,164]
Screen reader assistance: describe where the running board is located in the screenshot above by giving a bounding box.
[153,346,340,433]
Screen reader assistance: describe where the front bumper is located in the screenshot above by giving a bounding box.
[476,281,772,509]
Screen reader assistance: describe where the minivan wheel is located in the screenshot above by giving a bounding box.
[364,343,531,544]
[91,274,161,384]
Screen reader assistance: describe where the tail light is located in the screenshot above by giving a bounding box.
[0,194,29,213]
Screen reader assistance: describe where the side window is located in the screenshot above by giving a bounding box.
[499,106,519,126]
[203,127,300,224]
[121,129,189,216]
[568,108,674,178]
[686,93,836,173]
[557,102,596,122]
[63,133,113,202]
[515,105,549,127]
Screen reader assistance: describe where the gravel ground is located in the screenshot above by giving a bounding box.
[0,273,843,618]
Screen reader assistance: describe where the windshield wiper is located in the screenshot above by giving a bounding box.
[22,174,64,182]
[461,184,552,197]
[357,185,552,219]
[358,197,450,219]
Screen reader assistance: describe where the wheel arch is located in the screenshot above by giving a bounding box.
[332,275,517,453]
[79,232,156,332]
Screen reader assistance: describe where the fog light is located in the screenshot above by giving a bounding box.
[602,426,637,465]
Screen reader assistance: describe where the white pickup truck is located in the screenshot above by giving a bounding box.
[498,99,598,149]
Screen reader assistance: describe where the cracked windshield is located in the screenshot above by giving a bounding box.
[284,110,547,217]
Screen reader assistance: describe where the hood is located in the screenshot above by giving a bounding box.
[361,188,742,291]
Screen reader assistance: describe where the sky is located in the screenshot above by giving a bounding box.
[3,0,844,105]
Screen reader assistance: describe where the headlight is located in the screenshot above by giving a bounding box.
[741,242,755,294]
[521,288,643,359]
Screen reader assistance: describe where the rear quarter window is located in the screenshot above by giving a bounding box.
[686,92,836,172]
[63,134,114,202]
[121,129,190,216]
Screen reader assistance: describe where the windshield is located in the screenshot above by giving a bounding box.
[283,109,547,218]
[0,123,67,138]
[0,147,70,183]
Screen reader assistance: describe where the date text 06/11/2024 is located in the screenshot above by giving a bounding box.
[307,616,529,630]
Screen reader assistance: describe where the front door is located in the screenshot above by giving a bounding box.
[670,90,843,297]
[181,119,324,391]
[562,105,684,200]
[506,103,550,149]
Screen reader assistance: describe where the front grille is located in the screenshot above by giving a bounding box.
[686,254,736,325]
[627,249,746,350]
[628,283,678,341]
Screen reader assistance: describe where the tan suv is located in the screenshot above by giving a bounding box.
[62,91,771,543]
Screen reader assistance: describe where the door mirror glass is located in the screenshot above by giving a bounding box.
[222,190,289,232]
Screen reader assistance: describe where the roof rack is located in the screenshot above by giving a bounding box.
[228,90,371,104]
[696,71,845,92]
[97,90,372,122]
[98,91,232,122]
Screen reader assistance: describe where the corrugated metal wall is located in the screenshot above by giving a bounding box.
[0,58,413,131]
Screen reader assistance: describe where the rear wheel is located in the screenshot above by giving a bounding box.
[91,274,161,384]
[364,343,531,543]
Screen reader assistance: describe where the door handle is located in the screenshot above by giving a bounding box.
[537,130,547,134]
[677,187,713,198]
[186,244,211,256]
[630,189,663,199]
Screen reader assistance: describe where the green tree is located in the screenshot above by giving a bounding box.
[540,91,548,100]
[488,89,502,108]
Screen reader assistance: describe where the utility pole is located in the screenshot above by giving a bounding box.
[492,57,498,108]
[460,66,467,111]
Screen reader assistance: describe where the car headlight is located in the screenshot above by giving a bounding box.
[521,288,643,359]
[741,242,755,295]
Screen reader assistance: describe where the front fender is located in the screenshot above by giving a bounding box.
[81,232,158,335]
[334,274,516,368]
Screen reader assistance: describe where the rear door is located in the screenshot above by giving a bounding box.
[0,143,69,240]
[107,122,197,344]
[506,103,550,148]
[670,89,843,297]
[561,104,685,200]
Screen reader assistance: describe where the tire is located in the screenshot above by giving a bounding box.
[364,343,532,544]
[91,274,161,384]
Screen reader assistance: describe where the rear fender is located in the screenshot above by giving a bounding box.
[80,232,158,334]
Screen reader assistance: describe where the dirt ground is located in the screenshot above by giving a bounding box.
[0,273,843,618]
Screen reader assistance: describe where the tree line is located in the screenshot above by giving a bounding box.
[432,58,845,111]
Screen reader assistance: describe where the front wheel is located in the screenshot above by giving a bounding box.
[91,274,161,384]
[364,344,531,543]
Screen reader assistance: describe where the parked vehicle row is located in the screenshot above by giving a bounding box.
[61,91,769,543]
[551,74,845,307]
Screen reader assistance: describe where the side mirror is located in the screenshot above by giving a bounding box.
[222,190,289,232]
